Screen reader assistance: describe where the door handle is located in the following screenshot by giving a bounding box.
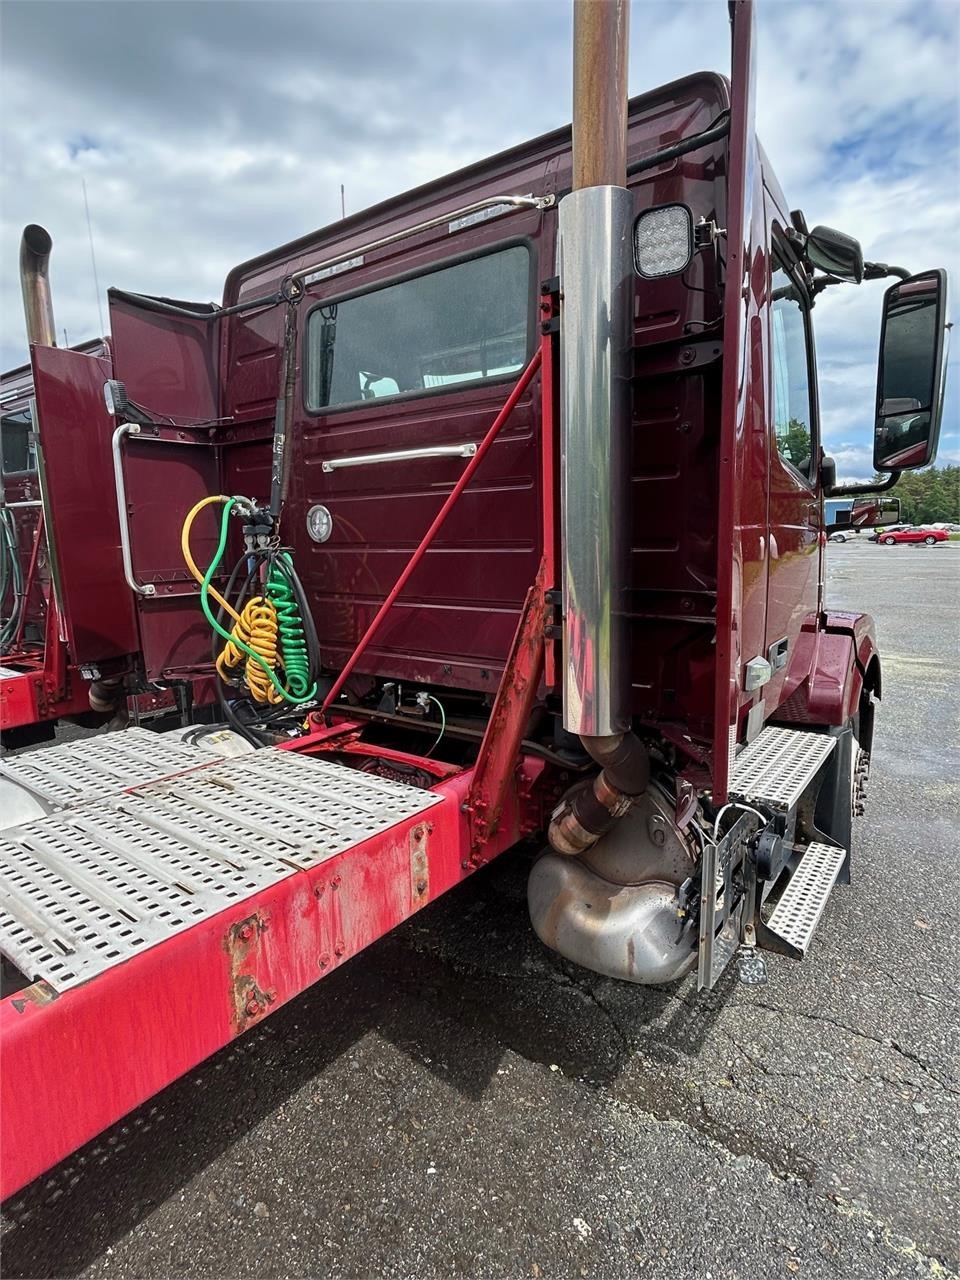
[321,442,477,473]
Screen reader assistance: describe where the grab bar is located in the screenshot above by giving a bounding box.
[321,442,477,473]
[293,194,554,289]
[112,423,155,596]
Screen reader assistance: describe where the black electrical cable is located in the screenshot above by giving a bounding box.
[203,528,322,744]
[211,549,271,748]
[626,110,730,177]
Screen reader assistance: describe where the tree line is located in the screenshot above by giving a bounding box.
[866,464,960,524]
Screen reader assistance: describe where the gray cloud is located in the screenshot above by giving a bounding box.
[2,0,957,477]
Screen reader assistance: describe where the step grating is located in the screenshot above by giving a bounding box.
[765,841,846,955]
[0,746,442,993]
[729,726,835,811]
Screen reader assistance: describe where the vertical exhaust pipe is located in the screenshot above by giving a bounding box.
[549,0,648,856]
[19,224,56,349]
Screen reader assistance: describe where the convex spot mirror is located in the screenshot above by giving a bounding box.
[805,225,864,283]
[874,268,949,472]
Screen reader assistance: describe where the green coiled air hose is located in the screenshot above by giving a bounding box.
[266,553,316,702]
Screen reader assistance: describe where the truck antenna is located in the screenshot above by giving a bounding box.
[340,183,346,219]
[81,176,106,338]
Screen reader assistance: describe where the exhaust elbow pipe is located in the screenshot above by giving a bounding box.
[20,224,56,349]
[548,731,649,856]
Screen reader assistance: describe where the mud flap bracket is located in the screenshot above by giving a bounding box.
[697,811,760,991]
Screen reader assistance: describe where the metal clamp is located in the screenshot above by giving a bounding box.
[321,442,477,473]
[111,423,155,596]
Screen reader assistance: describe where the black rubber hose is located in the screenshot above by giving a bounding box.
[626,111,730,177]
[211,549,270,749]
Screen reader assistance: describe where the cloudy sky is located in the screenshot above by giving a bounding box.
[2,0,957,479]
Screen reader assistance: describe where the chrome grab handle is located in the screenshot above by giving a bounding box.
[111,423,155,597]
[292,194,554,289]
[321,442,477,473]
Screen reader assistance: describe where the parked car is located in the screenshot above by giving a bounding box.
[868,524,910,542]
[876,526,948,546]
[828,529,859,542]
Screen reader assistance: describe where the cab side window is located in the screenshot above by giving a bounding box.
[770,256,814,479]
[305,244,530,412]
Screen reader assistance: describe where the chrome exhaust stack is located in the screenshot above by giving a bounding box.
[532,3,696,985]
[19,224,56,349]
[548,0,648,857]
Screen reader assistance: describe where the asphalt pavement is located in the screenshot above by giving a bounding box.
[2,541,958,1280]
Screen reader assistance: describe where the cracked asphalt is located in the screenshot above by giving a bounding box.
[2,542,958,1279]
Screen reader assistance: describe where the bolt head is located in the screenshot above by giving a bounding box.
[238,924,253,942]
[245,997,261,1017]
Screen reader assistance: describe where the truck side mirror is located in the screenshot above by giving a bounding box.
[806,225,864,283]
[874,269,949,472]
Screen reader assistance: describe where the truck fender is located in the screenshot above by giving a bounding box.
[774,611,880,751]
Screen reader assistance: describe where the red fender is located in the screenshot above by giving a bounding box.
[774,611,881,733]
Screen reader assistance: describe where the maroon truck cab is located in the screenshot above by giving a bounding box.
[0,0,949,1202]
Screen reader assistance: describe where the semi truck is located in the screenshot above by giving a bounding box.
[0,0,949,1200]
[0,236,200,748]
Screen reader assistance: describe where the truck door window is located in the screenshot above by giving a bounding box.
[305,244,530,411]
[770,257,813,479]
[1,407,36,474]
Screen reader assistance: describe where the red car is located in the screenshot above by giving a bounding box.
[877,526,948,546]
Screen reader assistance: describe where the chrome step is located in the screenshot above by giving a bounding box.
[764,841,846,956]
[0,746,442,993]
[729,726,835,811]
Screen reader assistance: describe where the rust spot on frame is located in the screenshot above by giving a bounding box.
[223,913,274,1032]
[10,979,58,1014]
[410,824,429,906]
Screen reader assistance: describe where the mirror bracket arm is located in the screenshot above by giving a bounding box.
[825,470,901,500]
[812,262,911,298]
[864,261,911,282]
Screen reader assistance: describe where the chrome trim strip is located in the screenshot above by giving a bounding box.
[321,442,477,473]
[293,194,555,289]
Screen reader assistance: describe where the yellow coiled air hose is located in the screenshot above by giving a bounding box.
[215,596,283,704]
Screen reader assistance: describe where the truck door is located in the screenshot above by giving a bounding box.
[713,0,771,799]
[30,345,139,664]
[763,222,821,710]
[285,218,545,696]
[105,291,223,681]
